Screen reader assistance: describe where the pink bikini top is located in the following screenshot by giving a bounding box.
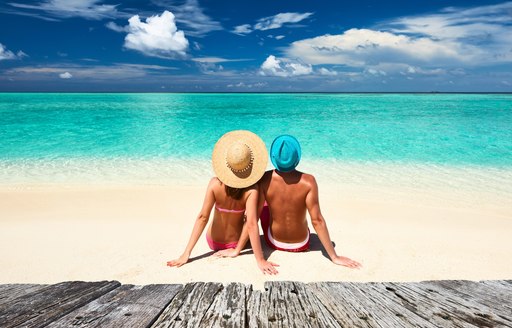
[215,204,245,214]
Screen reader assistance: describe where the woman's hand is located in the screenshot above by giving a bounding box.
[213,248,240,258]
[257,259,279,275]
[166,254,189,267]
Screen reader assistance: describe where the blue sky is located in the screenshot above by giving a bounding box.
[0,0,511,92]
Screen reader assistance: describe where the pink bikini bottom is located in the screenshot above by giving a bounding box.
[206,234,238,251]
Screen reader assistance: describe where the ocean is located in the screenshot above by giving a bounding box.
[1,93,511,201]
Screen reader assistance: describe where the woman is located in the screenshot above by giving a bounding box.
[167,130,278,274]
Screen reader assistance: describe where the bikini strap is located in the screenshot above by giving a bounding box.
[215,204,245,214]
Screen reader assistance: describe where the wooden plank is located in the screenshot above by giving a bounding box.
[199,282,246,327]
[0,284,49,304]
[421,280,512,326]
[0,280,120,328]
[150,282,223,328]
[308,282,437,327]
[246,287,269,328]
[480,280,512,294]
[304,282,373,328]
[46,284,182,328]
[385,281,511,327]
[262,281,342,328]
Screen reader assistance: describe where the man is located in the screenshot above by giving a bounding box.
[258,135,361,268]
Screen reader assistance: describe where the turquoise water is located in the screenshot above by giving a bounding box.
[1,93,511,190]
[1,93,511,165]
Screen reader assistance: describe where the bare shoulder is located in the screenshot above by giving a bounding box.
[258,170,273,188]
[246,183,259,193]
[299,172,318,189]
[208,177,222,190]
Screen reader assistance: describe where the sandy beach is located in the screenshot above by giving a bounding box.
[1,176,511,291]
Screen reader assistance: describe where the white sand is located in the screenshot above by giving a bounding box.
[1,180,511,291]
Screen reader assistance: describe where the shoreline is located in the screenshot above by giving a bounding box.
[1,182,510,290]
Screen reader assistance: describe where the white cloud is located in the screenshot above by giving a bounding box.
[281,2,512,72]
[255,12,313,31]
[0,43,26,60]
[105,21,127,32]
[388,2,512,40]
[317,67,338,76]
[385,2,512,64]
[59,72,73,79]
[8,0,120,20]
[0,43,17,60]
[192,57,250,63]
[233,12,312,35]
[403,66,445,76]
[124,11,189,59]
[152,0,222,37]
[233,24,252,35]
[6,63,177,81]
[366,68,387,76]
[286,28,472,67]
[260,55,313,77]
[195,61,227,74]
[227,82,267,88]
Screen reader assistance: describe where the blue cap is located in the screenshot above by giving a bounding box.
[270,135,301,172]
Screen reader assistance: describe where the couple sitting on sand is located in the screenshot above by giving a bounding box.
[167,130,361,274]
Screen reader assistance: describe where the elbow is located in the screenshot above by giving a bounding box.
[245,215,259,232]
[246,218,257,230]
[196,213,209,225]
[311,216,326,230]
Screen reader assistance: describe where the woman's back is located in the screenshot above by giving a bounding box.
[209,178,255,243]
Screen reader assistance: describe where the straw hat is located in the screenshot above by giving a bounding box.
[212,130,268,188]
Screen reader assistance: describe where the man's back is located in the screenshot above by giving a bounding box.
[259,169,314,243]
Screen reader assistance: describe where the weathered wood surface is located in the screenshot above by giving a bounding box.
[383,281,511,327]
[0,284,49,304]
[309,282,438,327]
[423,280,512,326]
[151,282,224,328]
[47,284,182,328]
[263,281,342,327]
[0,280,510,328]
[0,281,120,328]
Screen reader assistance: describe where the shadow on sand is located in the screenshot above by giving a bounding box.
[189,233,336,263]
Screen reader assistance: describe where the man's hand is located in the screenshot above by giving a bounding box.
[213,248,240,258]
[166,254,189,268]
[332,255,362,269]
[257,259,279,275]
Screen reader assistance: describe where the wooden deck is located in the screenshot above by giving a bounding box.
[0,280,511,327]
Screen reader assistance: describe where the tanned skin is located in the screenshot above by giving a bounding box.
[167,178,279,274]
[257,169,361,268]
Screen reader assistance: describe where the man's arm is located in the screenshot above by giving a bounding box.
[305,176,362,269]
[256,171,271,216]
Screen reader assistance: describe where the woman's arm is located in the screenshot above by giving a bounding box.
[167,178,216,267]
[245,185,279,274]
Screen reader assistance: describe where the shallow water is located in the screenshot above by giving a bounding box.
[1,93,511,193]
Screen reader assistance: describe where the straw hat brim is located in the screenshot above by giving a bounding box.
[212,130,268,188]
